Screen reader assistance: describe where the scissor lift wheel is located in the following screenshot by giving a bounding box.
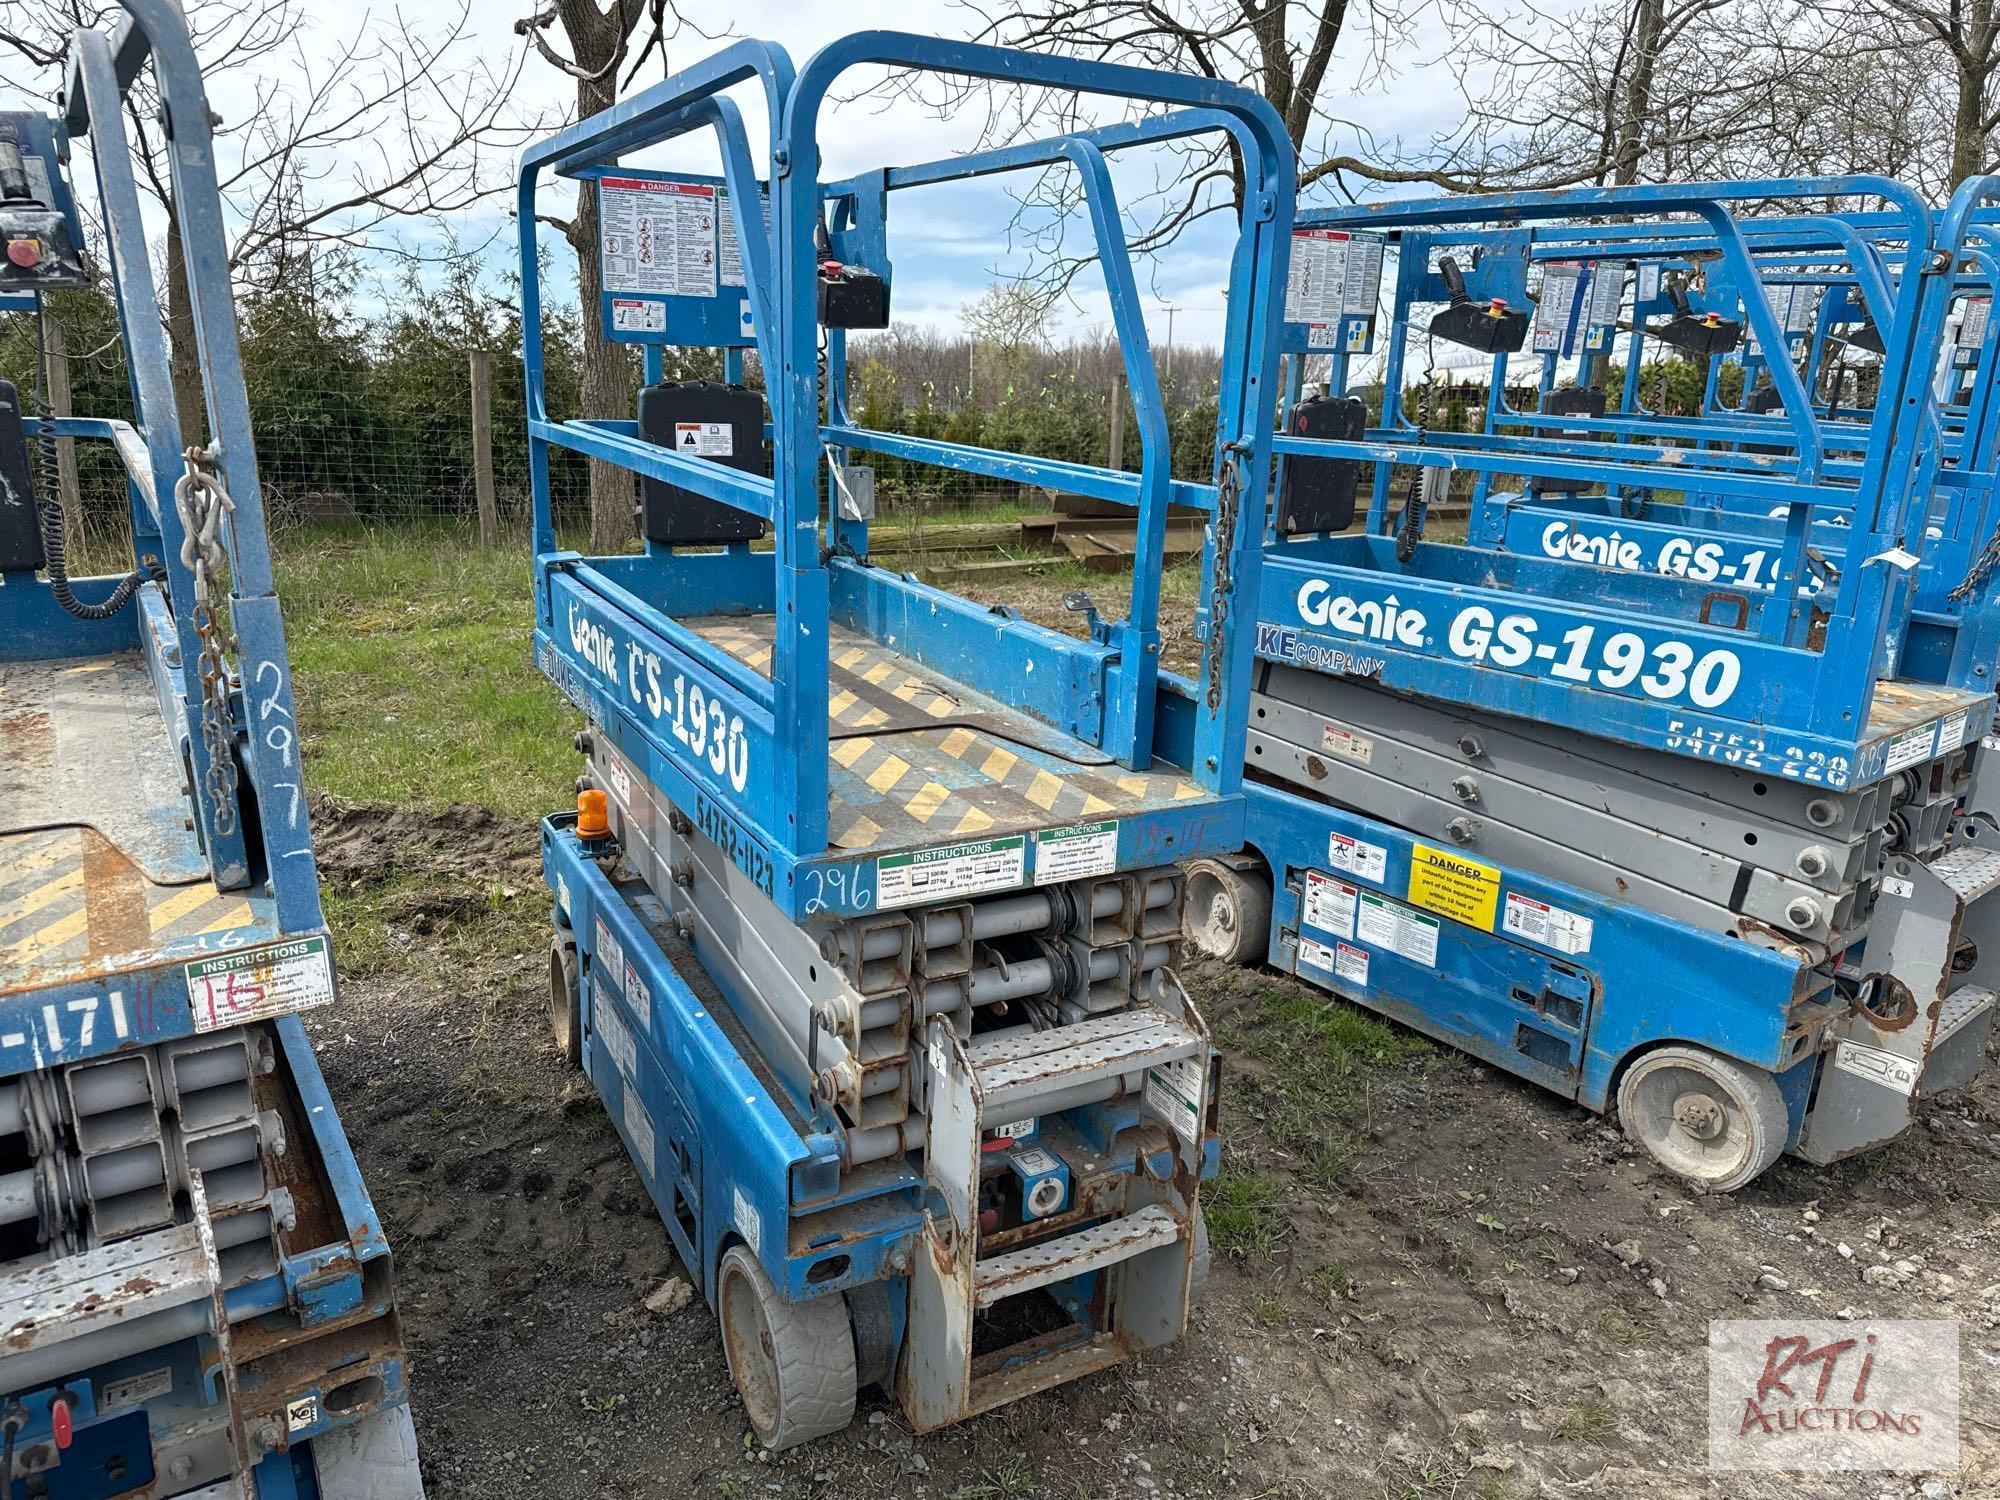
[548,932,581,1069]
[1616,1044,1787,1192]
[717,1244,857,1450]
[1183,858,1272,966]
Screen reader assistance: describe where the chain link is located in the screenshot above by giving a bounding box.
[1204,447,1244,711]
[1950,526,2000,603]
[174,445,241,836]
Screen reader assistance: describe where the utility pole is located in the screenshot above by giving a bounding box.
[1163,303,1179,383]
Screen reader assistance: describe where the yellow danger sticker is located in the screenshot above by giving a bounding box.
[1407,843,1501,930]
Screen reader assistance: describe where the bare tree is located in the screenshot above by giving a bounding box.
[516,0,710,552]
[962,281,1054,396]
[1,0,541,443]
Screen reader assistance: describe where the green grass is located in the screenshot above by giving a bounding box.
[277,524,577,819]
[1203,1165,1286,1259]
[1215,984,1429,1182]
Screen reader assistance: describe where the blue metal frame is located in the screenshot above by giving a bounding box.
[519,33,1293,919]
[1258,177,2000,787]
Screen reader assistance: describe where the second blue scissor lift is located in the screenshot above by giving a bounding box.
[1183,176,2000,1193]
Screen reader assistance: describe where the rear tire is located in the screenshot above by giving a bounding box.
[548,933,581,1069]
[717,1244,857,1450]
[1616,1044,1787,1192]
[1183,858,1271,966]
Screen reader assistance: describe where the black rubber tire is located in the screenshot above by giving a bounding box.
[717,1244,857,1449]
[548,933,581,1069]
[1182,858,1272,966]
[1616,1044,1787,1192]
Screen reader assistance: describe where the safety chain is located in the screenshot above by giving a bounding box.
[1205,445,1246,710]
[174,445,241,835]
[1950,525,2000,604]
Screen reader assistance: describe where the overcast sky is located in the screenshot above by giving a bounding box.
[47,0,1474,350]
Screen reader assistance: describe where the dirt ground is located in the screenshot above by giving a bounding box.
[298,785,2000,1500]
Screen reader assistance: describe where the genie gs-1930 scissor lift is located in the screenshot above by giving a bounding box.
[0,6,421,1496]
[526,33,1289,1448]
[1182,177,2000,1195]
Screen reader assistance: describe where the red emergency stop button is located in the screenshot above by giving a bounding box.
[50,1392,72,1449]
[6,238,40,269]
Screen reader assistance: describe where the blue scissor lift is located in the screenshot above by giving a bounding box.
[523,34,1288,1446]
[0,6,421,1498]
[1181,177,2000,1193]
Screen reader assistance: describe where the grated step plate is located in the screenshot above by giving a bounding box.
[1929,846,2000,904]
[972,1204,1183,1308]
[966,1005,1200,1114]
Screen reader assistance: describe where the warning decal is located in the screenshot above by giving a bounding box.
[600,176,718,299]
[1407,843,1501,930]
[675,421,733,457]
[1327,831,1387,884]
[1501,891,1594,955]
[1303,870,1357,938]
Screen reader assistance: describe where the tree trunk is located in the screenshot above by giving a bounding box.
[163,204,207,449]
[1953,0,1994,185]
[1615,0,1665,184]
[566,54,636,553]
[568,177,636,552]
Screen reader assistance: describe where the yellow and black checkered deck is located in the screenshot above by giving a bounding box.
[688,615,1211,854]
[0,827,278,997]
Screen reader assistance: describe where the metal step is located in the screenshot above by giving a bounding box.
[972,1203,1183,1308]
[965,1006,1200,1117]
[1935,984,1997,1044]
[1931,846,2000,905]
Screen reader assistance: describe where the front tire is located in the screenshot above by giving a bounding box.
[1616,1044,1787,1192]
[1183,858,1272,966]
[548,933,581,1069]
[717,1244,857,1450]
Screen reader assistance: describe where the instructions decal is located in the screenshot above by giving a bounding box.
[992,1117,1035,1141]
[1942,710,1970,751]
[622,1084,657,1174]
[599,176,718,298]
[593,982,637,1079]
[1884,721,1939,775]
[1502,892,1595,955]
[1326,830,1388,884]
[1034,821,1118,885]
[1298,935,1338,973]
[1532,262,1584,354]
[1961,296,1991,348]
[1407,843,1501,931]
[100,1367,172,1413]
[1586,263,1625,326]
[1357,891,1440,967]
[1143,1056,1204,1144]
[734,1185,762,1255]
[593,916,626,992]
[675,421,733,457]
[1832,1039,1919,1096]
[185,936,334,1033]
[877,836,1026,909]
[717,184,769,289]
[624,964,652,1028]
[1320,722,1374,766]
[1303,871,1358,939]
[1285,229,1383,324]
